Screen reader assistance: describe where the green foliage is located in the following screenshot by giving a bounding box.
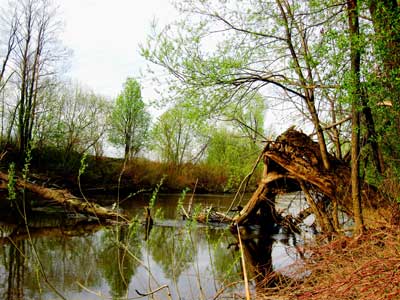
[109,78,150,160]
[149,175,166,209]
[153,207,165,221]
[151,104,207,165]
[78,153,88,177]
[177,187,190,215]
[7,163,16,202]
[206,128,261,191]
[22,144,32,181]
[128,215,141,238]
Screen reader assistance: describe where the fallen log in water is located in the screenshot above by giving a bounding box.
[195,209,234,223]
[0,171,127,223]
[140,129,382,235]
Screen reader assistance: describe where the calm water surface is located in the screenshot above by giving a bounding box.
[0,193,307,300]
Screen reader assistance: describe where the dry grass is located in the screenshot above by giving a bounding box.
[258,207,400,300]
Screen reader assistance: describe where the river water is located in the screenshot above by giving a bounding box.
[0,193,310,300]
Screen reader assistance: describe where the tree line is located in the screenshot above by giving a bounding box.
[0,0,263,191]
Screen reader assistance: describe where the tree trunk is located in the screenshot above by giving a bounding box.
[0,171,126,222]
[361,92,385,174]
[276,0,331,171]
[234,128,382,234]
[348,0,365,234]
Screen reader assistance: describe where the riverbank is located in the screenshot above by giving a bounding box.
[0,146,260,197]
[259,207,400,300]
[2,146,399,300]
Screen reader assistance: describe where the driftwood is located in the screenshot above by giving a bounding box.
[0,171,127,223]
[234,128,382,232]
[196,208,234,223]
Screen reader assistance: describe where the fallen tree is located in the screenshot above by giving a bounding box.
[0,171,127,223]
[233,128,383,233]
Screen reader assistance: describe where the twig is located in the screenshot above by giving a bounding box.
[136,284,172,300]
[187,178,198,217]
[75,282,108,299]
[237,224,251,300]
[212,280,243,300]
[225,150,264,214]
[180,205,190,219]
[214,211,234,222]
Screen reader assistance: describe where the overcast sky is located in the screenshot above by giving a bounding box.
[59,0,177,99]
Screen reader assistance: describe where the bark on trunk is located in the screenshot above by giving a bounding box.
[348,0,365,234]
[0,171,126,222]
[234,128,382,232]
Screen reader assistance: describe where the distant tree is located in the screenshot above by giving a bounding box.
[34,81,110,159]
[151,105,207,166]
[221,93,267,143]
[205,127,261,191]
[9,0,67,155]
[109,78,150,160]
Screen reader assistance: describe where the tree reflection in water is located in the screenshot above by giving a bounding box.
[147,222,243,299]
[0,197,305,299]
[231,224,304,296]
[205,227,241,286]
[5,241,25,300]
[241,232,274,285]
[148,225,195,280]
[0,223,104,299]
[98,224,142,299]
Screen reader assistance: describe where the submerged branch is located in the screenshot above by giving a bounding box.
[136,285,172,300]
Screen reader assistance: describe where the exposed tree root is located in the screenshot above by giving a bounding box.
[234,128,383,232]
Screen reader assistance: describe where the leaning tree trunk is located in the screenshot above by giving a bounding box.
[0,171,126,223]
[234,128,382,234]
